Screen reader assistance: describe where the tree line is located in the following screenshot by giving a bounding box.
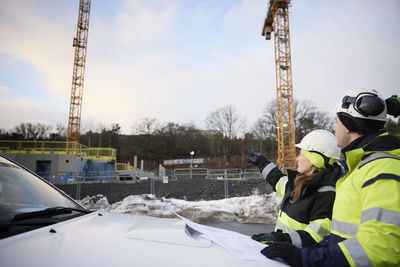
[1,99,399,170]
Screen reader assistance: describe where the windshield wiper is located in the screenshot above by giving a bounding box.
[0,207,93,240]
[12,206,92,222]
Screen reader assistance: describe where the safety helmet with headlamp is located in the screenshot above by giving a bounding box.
[334,88,387,121]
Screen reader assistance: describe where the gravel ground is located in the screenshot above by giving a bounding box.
[56,178,274,203]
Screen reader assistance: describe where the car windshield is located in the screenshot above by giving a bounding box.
[0,156,82,222]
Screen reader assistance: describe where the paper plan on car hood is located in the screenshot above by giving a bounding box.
[174,212,278,263]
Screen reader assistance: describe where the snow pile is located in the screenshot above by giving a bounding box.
[79,194,111,210]
[78,192,282,224]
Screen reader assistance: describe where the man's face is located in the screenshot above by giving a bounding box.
[333,115,349,149]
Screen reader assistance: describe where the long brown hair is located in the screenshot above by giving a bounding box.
[290,167,323,203]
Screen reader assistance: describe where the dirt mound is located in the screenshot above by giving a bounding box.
[56,178,273,203]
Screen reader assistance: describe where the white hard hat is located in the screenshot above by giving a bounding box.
[333,88,387,121]
[295,129,341,159]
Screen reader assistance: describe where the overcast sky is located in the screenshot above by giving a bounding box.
[0,0,399,134]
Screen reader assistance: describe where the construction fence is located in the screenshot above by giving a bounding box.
[43,168,264,200]
[40,168,262,184]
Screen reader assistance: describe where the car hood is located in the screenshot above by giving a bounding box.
[0,211,284,267]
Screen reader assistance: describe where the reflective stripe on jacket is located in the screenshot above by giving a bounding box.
[261,161,341,248]
[301,131,400,266]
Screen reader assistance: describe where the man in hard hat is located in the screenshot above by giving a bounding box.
[261,89,400,266]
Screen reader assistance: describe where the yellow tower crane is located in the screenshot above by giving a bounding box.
[262,0,296,170]
[67,0,91,146]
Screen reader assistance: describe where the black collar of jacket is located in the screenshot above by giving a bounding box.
[342,130,400,153]
[286,164,341,197]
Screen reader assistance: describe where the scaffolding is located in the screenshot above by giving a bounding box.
[0,140,116,161]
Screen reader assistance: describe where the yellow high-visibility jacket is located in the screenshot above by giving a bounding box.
[301,131,400,266]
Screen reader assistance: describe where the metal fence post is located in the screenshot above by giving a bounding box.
[76,175,81,200]
[150,178,155,195]
[224,169,229,198]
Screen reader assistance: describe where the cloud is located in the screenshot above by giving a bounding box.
[0,86,12,95]
[0,98,66,130]
[0,0,75,102]
[78,0,275,131]
[115,0,178,46]
[291,0,400,111]
[82,54,199,132]
[223,0,266,36]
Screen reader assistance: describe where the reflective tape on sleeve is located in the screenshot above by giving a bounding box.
[276,176,288,196]
[317,185,336,193]
[261,162,277,179]
[307,221,329,237]
[359,152,400,169]
[342,238,373,267]
[361,207,400,227]
[275,220,289,232]
[275,219,298,234]
[288,231,302,248]
[332,219,359,236]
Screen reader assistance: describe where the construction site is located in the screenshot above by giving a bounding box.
[2,0,397,194]
[1,2,399,267]
[0,0,298,187]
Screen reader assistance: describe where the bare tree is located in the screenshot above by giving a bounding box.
[55,123,66,136]
[204,105,245,162]
[254,98,334,144]
[254,100,278,139]
[0,128,9,139]
[13,122,52,140]
[132,117,159,135]
[48,123,67,141]
[204,105,245,139]
[294,99,334,140]
[252,118,270,153]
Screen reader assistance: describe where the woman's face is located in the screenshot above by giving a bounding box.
[296,150,314,175]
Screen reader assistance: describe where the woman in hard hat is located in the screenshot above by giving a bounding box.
[260,90,400,266]
[248,129,342,248]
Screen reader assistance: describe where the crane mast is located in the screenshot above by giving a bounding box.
[67,0,91,145]
[262,0,296,170]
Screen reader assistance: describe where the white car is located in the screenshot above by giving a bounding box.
[0,155,285,267]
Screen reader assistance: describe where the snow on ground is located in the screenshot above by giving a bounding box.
[78,192,282,224]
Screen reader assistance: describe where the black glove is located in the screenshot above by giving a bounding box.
[247,150,270,170]
[261,242,302,267]
[252,231,291,244]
